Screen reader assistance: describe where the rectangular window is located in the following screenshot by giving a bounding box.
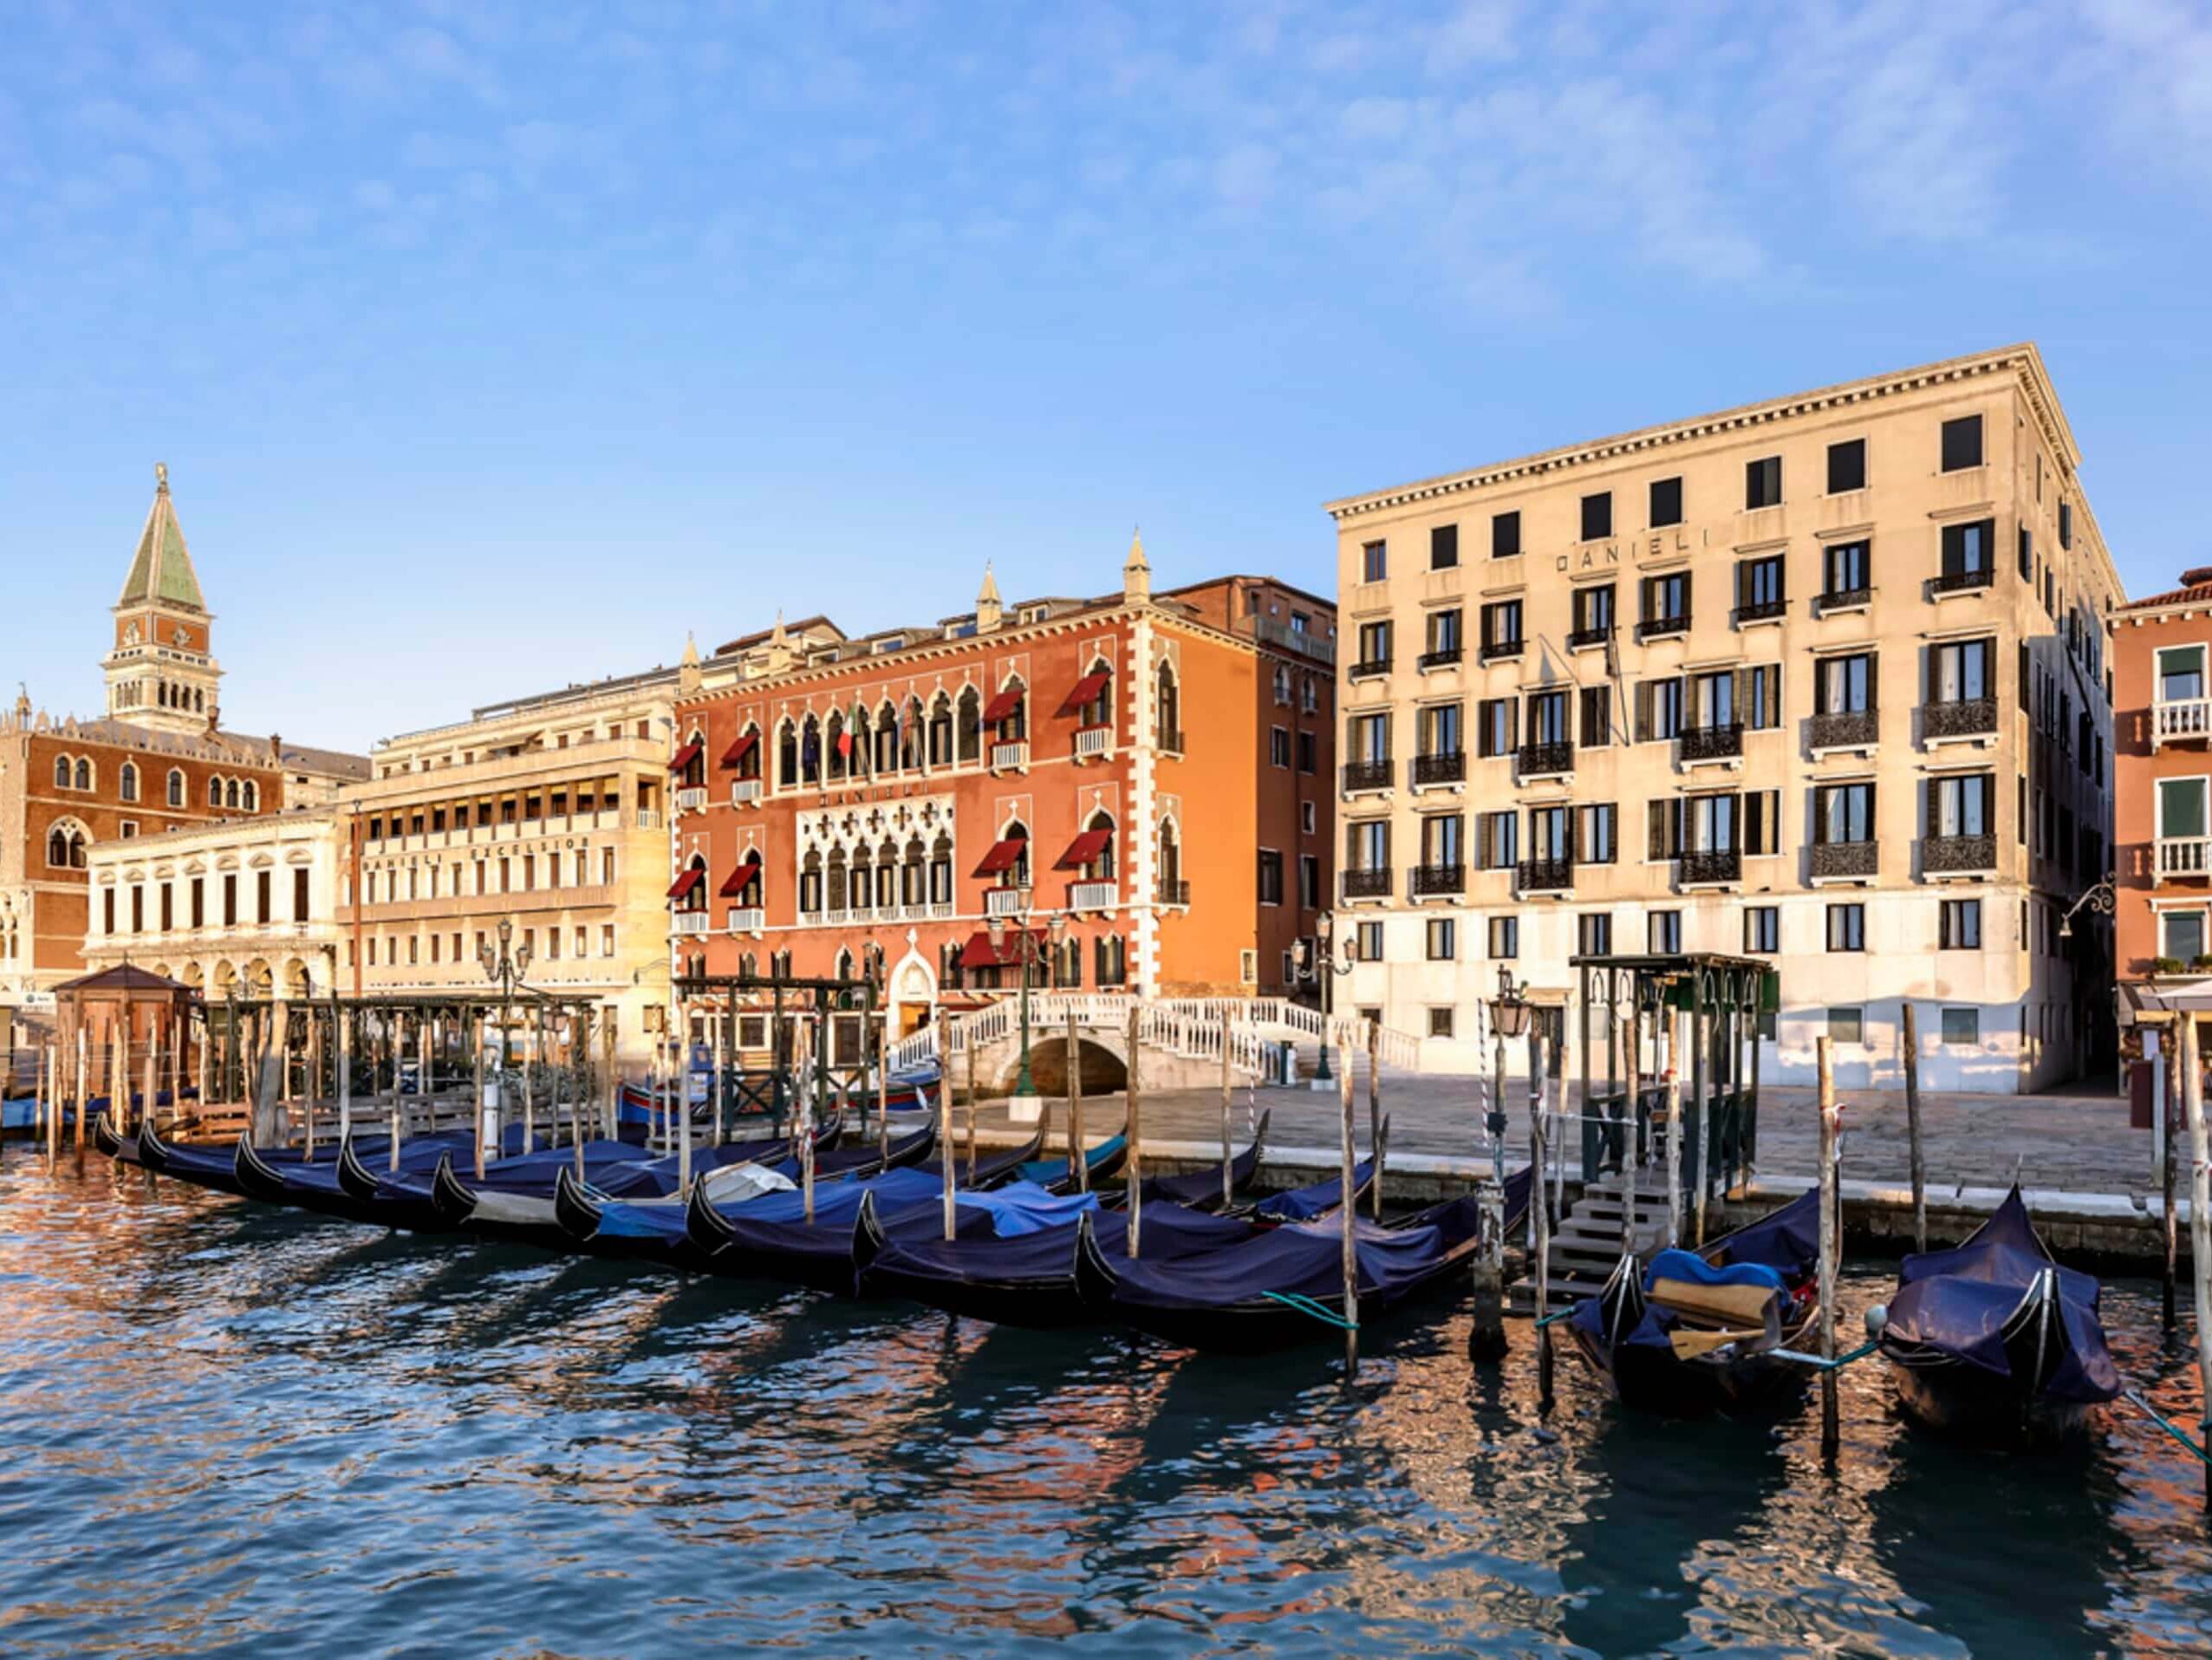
[1350,712,1390,764]
[1427,1006,1455,1038]
[1477,698,1518,758]
[1298,854,1320,908]
[1647,910,1681,954]
[1745,454,1782,509]
[257,869,271,924]
[1526,689,1568,746]
[1349,818,1390,872]
[1827,438,1866,493]
[2161,911,2206,963]
[1419,813,1462,869]
[2059,500,2073,550]
[1649,476,1683,528]
[1348,920,1381,963]
[1572,583,1614,637]
[1487,915,1519,959]
[1270,726,1291,768]
[1361,541,1387,583]
[1429,524,1459,570]
[1737,554,1785,615]
[1425,608,1462,659]
[1492,511,1521,560]
[1426,917,1456,960]
[1580,491,1612,541]
[1815,782,1875,843]
[1929,638,1993,703]
[1822,540,1870,599]
[602,925,615,956]
[1636,678,1685,741]
[1929,773,1995,838]
[159,885,172,932]
[1641,570,1689,628]
[1480,599,1524,654]
[1578,912,1612,956]
[294,867,309,920]
[1419,701,1462,758]
[1941,1007,1980,1045]
[1825,902,1866,952]
[1257,850,1284,905]
[223,874,237,927]
[1816,653,1875,715]
[1828,1006,1864,1045]
[1690,669,1736,731]
[1744,788,1779,855]
[2158,776,2207,839]
[1648,798,1683,860]
[2019,526,2033,580]
[1579,684,1611,748]
[1578,802,1617,864]
[1477,810,1518,869]
[103,888,116,934]
[2157,645,2206,703]
[1744,905,1779,953]
[1942,518,1994,577]
[1940,898,1982,949]
[1743,664,1781,731]
[1297,731,1317,774]
[1355,618,1391,668]
[1940,414,1984,472]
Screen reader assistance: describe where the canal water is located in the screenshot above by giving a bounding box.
[4,1152,2210,1657]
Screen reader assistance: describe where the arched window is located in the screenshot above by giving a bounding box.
[675,854,708,914]
[997,817,1031,889]
[902,836,926,907]
[679,731,706,788]
[940,938,963,991]
[1055,937,1083,989]
[738,951,758,980]
[771,949,791,979]
[74,758,92,791]
[825,710,847,781]
[119,763,140,803]
[825,845,847,913]
[994,677,1027,741]
[1156,661,1182,750]
[225,779,240,810]
[956,687,982,763]
[835,947,856,982]
[241,780,258,812]
[1077,658,1113,730]
[849,707,871,778]
[874,700,898,773]
[166,768,185,808]
[194,687,205,713]
[1158,817,1183,903]
[46,823,87,868]
[1272,664,1291,705]
[1082,808,1116,880]
[801,850,823,915]
[800,715,822,786]
[777,719,799,789]
[930,830,953,905]
[876,838,899,913]
[208,776,224,808]
[53,755,71,789]
[900,698,924,770]
[928,693,953,766]
[1096,933,1128,986]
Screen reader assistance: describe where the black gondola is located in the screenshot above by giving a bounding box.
[1107,1110,1272,1212]
[679,1168,997,1292]
[1074,1169,1534,1356]
[1563,1188,1821,1417]
[919,1117,1050,1192]
[1226,1116,1387,1225]
[1872,1185,2120,1443]
[1018,1131,1132,1196]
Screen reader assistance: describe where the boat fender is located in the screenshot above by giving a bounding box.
[1864,1304,1889,1341]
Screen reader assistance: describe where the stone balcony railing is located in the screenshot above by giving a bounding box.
[2158,837,2211,879]
[2154,698,2212,750]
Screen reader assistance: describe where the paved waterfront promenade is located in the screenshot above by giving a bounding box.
[964,1073,2155,1200]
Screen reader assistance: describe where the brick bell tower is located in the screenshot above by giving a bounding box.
[102,463,222,734]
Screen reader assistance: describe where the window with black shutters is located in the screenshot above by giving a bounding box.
[1579,684,1611,747]
[1297,731,1316,773]
[1744,789,1779,855]
[1940,414,1983,472]
[1492,511,1521,559]
[1572,583,1614,636]
[1578,912,1612,955]
[1742,665,1781,729]
[1634,678,1685,741]
[1477,698,1517,757]
[1826,438,1866,493]
[2059,501,2073,549]
[1745,455,1782,509]
[1649,477,1683,528]
[2019,526,2033,579]
[1580,491,1612,541]
[1941,518,1994,577]
[1647,798,1683,860]
[1578,803,1617,863]
[1257,850,1283,905]
[1430,524,1459,570]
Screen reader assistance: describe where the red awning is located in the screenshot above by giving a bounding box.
[982,687,1025,724]
[973,837,1028,877]
[1057,669,1111,717]
[719,731,758,768]
[1054,827,1113,869]
[959,928,1047,969]
[718,854,763,899]
[668,739,702,773]
[666,867,705,901]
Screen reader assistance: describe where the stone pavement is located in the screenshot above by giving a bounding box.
[959,1073,2158,1199]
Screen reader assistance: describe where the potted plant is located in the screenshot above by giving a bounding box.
[2153,956,2186,976]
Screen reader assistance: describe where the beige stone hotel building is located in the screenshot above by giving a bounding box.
[333,668,679,1064]
[1329,345,2123,1091]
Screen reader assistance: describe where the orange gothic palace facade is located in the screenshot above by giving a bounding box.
[667,540,1337,1035]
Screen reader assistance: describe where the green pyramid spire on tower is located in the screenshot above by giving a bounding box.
[117,463,206,612]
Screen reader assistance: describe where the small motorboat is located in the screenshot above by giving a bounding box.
[1565,1189,1821,1417]
[1872,1185,2120,1443]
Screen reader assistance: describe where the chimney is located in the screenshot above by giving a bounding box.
[2183,566,2212,590]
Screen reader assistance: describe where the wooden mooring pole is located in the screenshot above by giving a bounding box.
[2163,1027,2179,1333]
[1220,1011,1234,1212]
[1125,1003,1144,1257]
[1337,1039,1358,1383]
[964,1019,979,1183]
[1531,1019,1552,1413]
[1901,1001,1926,1254]
[939,1012,956,1242]
[1817,1035,1841,1458]
[337,1014,353,1149]
[75,1025,88,1153]
[2178,1015,2212,1511]
[1066,1009,1086,1195]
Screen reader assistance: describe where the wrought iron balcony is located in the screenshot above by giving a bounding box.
[1410,751,1466,787]
[1636,615,1689,641]
[1677,848,1742,886]
[1416,646,1463,671]
[1514,856,1574,894]
[1348,656,1392,681]
[1342,867,1393,900]
[1810,840,1878,880]
[1409,863,1465,897]
[1923,833,1996,875]
[1566,624,1613,650]
[1343,759,1394,794]
[1155,877,1191,906]
[1814,587,1872,614]
[1478,638,1525,663]
[1679,722,1743,762]
[1516,739,1574,779]
[1924,697,1998,740]
[1732,598,1786,626]
[1809,710,1879,751]
[1932,567,1994,595]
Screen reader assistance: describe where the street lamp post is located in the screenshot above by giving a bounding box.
[987,895,1067,1113]
[1292,909,1356,1089]
[478,916,533,1158]
[1487,965,1532,1187]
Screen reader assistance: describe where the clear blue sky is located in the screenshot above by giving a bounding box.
[3,1,2207,753]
